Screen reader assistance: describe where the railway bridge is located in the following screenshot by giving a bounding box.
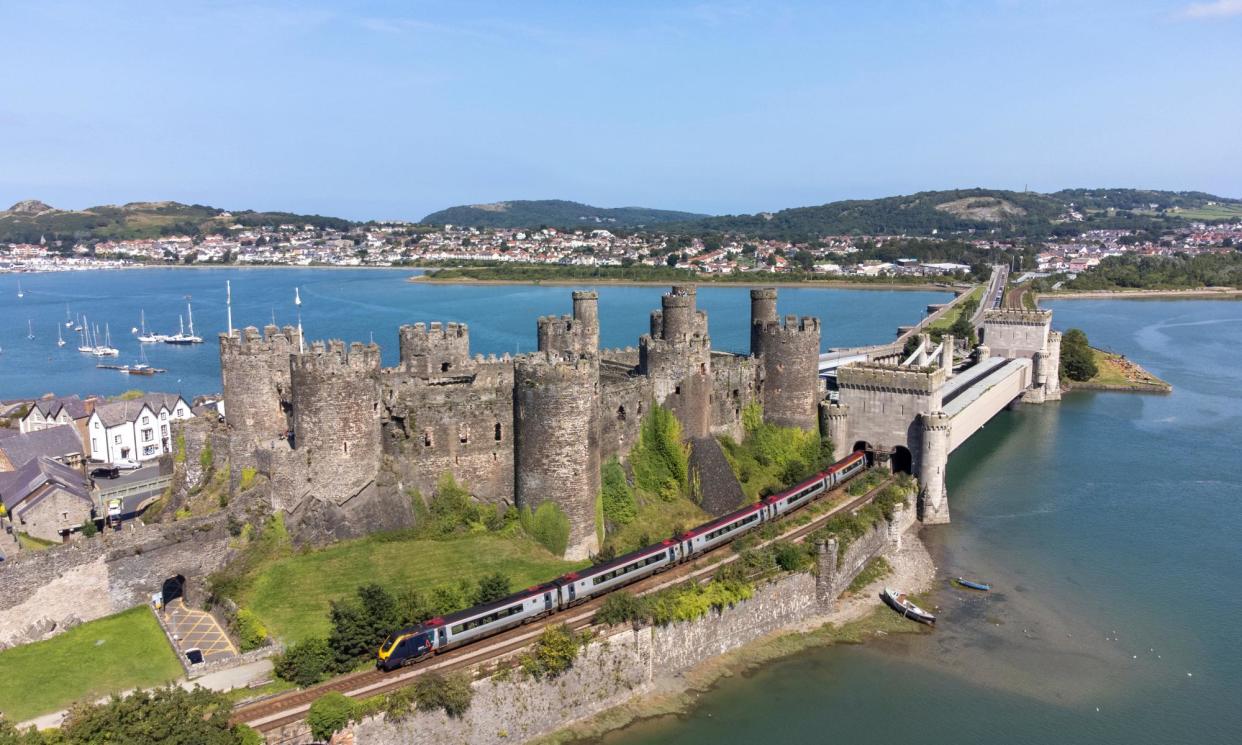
[820,283,1061,524]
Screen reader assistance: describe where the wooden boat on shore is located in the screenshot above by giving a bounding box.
[882,587,936,625]
[954,577,991,592]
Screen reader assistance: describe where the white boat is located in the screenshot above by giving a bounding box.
[57,325,66,347]
[17,280,24,299]
[136,309,166,343]
[65,305,74,328]
[26,319,35,340]
[77,315,95,353]
[882,587,936,625]
[163,299,203,345]
[92,324,119,357]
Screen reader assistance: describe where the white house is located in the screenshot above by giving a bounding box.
[86,393,194,464]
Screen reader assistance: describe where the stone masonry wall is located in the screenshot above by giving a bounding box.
[0,513,233,648]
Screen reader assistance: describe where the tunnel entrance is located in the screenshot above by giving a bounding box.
[852,441,873,466]
[162,574,186,605]
[891,446,913,474]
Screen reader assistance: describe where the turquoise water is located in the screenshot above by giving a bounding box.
[0,268,949,400]
[592,299,1242,745]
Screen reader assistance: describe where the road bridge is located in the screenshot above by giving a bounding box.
[821,294,1060,524]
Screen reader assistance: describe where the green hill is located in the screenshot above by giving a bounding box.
[0,200,354,244]
[672,188,1242,240]
[421,199,709,229]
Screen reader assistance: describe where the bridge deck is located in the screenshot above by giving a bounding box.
[940,357,1009,406]
[943,357,1031,419]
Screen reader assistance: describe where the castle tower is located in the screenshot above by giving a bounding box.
[639,286,712,439]
[513,352,601,560]
[219,324,301,453]
[753,313,822,432]
[537,290,600,356]
[288,340,383,509]
[919,411,951,524]
[398,322,471,377]
[1043,330,1062,401]
[819,401,849,455]
[749,288,778,355]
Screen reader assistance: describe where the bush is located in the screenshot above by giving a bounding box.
[630,405,689,500]
[594,591,645,626]
[307,692,353,741]
[519,624,583,680]
[771,540,814,572]
[381,687,415,722]
[274,637,334,686]
[60,686,243,744]
[520,502,570,556]
[235,608,268,652]
[80,519,98,538]
[413,672,474,718]
[238,467,257,491]
[199,441,213,470]
[474,572,512,604]
[600,458,637,526]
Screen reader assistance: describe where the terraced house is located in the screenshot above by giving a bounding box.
[86,393,194,464]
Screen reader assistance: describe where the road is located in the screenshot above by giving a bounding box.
[96,463,171,521]
[972,264,1008,326]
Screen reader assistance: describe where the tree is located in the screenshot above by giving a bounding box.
[307,692,354,741]
[60,686,245,745]
[0,715,46,745]
[1060,328,1098,381]
[328,583,400,668]
[474,572,511,604]
[80,519,98,538]
[412,672,474,718]
[274,636,334,686]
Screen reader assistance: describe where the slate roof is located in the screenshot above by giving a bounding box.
[25,395,96,422]
[0,456,93,511]
[92,393,189,428]
[0,425,84,469]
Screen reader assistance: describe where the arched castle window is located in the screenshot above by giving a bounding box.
[441,362,451,372]
[617,406,626,421]
[459,425,469,444]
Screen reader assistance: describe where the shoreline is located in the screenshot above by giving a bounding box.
[1040,287,1242,300]
[410,275,960,292]
[545,530,937,745]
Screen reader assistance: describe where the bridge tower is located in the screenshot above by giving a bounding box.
[919,411,951,524]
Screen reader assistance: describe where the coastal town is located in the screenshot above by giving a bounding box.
[3,211,1240,282]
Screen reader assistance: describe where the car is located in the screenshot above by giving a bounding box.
[113,459,142,470]
[107,499,123,521]
[91,466,121,479]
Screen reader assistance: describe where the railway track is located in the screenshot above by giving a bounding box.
[235,474,895,735]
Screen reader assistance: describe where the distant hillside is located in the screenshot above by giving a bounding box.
[671,188,1242,240]
[421,199,710,229]
[0,200,354,244]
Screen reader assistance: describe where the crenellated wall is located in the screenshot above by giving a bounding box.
[753,314,821,431]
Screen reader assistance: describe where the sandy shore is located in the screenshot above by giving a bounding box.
[410,274,959,292]
[542,528,936,744]
[1040,287,1242,300]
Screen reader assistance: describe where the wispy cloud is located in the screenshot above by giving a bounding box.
[1181,0,1242,19]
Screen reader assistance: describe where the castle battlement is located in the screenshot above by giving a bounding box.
[837,362,946,394]
[982,308,1052,326]
[293,339,381,374]
[515,351,599,384]
[754,315,820,336]
[219,324,301,356]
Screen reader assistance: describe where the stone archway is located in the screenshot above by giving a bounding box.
[162,574,186,605]
[852,441,873,466]
[891,445,913,474]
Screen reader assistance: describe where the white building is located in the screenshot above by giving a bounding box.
[86,394,194,464]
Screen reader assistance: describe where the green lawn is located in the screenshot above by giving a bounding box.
[604,496,710,555]
[241,533,584,645]
[927,286,983,334]
[0,606,182,722]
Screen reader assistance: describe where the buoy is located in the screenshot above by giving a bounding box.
[1187,672,1193,677]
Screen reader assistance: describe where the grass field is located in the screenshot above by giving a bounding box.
[1082,348,1170,390]
[241,533,584,645]
[927,286,983,334]
[604,496,710,555]
[1162,204,1242,221]
[0,606,182,722]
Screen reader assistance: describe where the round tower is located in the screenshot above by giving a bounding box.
[819,401,849,455]
[219,324,300,448]
[290,340,383,506]
[572,290,600,352]
[660,285,697,341]
[749,288,778,355]
[513,353,601,560]
[754,315,822,431]
[919,411,951,524]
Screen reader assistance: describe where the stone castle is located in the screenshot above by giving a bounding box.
[219,286,821,559]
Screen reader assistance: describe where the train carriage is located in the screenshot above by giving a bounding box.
[561,540,681,605]
[679,502,765,557]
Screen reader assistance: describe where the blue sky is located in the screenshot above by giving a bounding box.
[1,1,1239,220]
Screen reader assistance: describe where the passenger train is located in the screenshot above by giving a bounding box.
[377,450,869,670]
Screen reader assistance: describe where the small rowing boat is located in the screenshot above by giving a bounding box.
[882,587,936,625]
[954,577,991,592]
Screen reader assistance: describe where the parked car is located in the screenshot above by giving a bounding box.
[113,458,141,470]
[107,499,123,522]
[91,466,121,479]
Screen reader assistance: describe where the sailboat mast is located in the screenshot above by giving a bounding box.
[186,297,195,337]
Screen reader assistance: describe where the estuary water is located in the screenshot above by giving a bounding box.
[0,267,948,401]
[593,298,1242,745]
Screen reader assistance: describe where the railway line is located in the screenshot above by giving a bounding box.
[235,472,897,736]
